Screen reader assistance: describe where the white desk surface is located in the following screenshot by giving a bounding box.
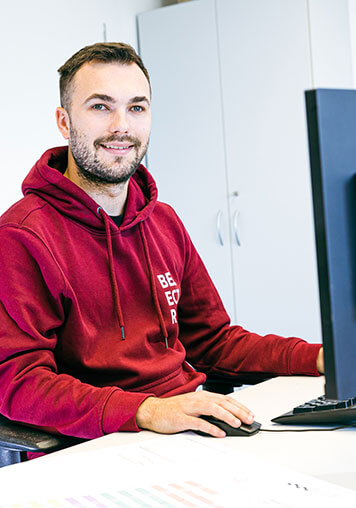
[1,375,355,498]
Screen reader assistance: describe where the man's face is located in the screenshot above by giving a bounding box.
[63,61,151,185]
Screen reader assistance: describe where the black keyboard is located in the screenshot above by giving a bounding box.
[271,395,356,425]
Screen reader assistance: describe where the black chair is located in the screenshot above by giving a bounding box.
[202,372,273,394]
[0,372,273,467]
[0,415,85,467]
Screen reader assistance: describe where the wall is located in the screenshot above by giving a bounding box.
[1,0,355,214]
[0,0,175,213]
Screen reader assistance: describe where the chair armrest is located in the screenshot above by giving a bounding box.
[0,414,85,454]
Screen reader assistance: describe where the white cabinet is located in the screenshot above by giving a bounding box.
[138,0,353,342]
[138,0,236,319]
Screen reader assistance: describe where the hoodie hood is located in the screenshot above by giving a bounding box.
[22,146,158,233]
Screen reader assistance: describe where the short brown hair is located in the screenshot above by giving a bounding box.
[57,42,150,110]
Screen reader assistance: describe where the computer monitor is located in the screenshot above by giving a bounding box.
[305,88,356,400]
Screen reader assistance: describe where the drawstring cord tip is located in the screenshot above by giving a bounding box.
[164,337,168,349]
[121,326,125,340]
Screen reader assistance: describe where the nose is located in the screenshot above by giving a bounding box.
[108,109,129,134]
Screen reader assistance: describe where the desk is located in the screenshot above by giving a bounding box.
[0,375,355,504]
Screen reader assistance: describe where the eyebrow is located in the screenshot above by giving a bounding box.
[84,93,150,105]
[84,93,115,104]
[128,96,150,105]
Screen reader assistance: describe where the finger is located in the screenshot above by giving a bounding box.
[186,415,226,438]
[201,393,254,424]
[224,395,251,414]
[219,399,255,424]
[206,405,242,428]
[183,391,254,425]
[199,391,252,416]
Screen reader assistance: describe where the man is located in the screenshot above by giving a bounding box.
[0,43,324,442]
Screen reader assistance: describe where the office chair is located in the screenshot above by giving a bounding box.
[0,415,85,467]
[0,372,272,467]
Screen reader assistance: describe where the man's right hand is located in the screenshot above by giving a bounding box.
[136,390,255,438]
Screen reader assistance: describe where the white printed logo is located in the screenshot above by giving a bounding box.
[157,272,180,324]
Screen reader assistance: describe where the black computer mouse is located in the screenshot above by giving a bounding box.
[198,415,261,436]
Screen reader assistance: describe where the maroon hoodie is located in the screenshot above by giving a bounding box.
[0,146,321,439]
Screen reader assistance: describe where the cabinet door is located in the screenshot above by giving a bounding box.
[217,0,322,340]
[138,0,236,320]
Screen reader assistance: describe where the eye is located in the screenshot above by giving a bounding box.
[131,105,144,113]
[91,104,108,111]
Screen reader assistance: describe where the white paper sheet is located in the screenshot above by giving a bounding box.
[0,433,355,507]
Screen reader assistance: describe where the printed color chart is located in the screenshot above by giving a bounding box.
[4,479,223,508]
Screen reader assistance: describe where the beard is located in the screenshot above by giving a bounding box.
[68,122,149,185]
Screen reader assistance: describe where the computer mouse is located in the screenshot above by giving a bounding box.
[198,415,261,436]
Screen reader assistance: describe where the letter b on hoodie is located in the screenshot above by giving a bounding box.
[157,272,177,288]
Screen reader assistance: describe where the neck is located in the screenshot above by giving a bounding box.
[63,149,129,216]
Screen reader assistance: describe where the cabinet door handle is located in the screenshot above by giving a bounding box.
[216,210,224,246]
[233,210,241,246]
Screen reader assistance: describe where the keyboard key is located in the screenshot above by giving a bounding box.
[293,405,315,413]
[314,403,337,411]
[335,400,350,409]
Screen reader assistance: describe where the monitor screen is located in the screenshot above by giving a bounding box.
[305,88,356,400]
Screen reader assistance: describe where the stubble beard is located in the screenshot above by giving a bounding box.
[68,122,149,186]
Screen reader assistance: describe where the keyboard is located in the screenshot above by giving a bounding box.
[271,395,356,425]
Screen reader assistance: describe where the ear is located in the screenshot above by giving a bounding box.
[56,107,70,139]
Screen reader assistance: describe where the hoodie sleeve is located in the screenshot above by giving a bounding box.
[0,225,152,438]
[174,217,321,378]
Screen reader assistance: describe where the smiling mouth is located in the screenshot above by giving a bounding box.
[100,144,135,154]
[101,144,134,149]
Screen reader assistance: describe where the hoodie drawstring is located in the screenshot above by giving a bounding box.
[139,221,169,349]
[98,207,125,340]
[98,208,169,348]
